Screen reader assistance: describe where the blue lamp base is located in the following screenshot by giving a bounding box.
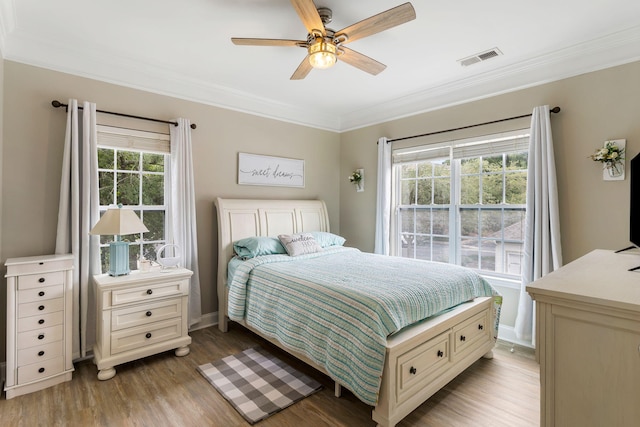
[108,240,131,276]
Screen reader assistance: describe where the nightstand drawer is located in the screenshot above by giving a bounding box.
[111,280,188,306]
[18,271,65,290]
[111,318,182,355]
[17,324,64,350]
[18,356,64,384]
[18,311,64,332]
[17,341,64,366]
[18,298,64,318]
[111,297,182,331]
[18,284,64,304]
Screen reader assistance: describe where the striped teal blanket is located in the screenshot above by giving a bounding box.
[227,246,499,406]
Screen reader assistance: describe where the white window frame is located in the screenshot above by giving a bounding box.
[390,129,529,281]
[96,125,171,271]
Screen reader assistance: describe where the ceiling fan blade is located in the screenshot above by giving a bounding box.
[231,38,305,47]
[339,47,386,75]
[335,2,416,44]
[290,0,325,35]
[291,56,313,80]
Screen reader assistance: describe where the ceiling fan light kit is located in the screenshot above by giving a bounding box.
[308,39,337,69]
[231,0,416,80]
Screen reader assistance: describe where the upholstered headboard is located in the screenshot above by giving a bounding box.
[214,198,330,330]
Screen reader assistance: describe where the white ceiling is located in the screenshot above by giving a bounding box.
[1,0,639,132]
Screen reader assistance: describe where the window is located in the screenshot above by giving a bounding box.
[393,130,529,279]
[96,126,170,273]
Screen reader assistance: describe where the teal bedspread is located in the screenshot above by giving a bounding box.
[227,246,500,406]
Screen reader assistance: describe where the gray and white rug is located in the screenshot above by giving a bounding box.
[197,347,323,424]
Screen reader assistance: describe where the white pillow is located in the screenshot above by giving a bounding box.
[278,233,322,257]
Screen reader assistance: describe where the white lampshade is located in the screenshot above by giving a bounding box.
[90,208,149,236]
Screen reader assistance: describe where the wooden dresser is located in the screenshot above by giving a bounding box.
[527,249,640,426]
[4,254,75,399]
[92,268,192,380]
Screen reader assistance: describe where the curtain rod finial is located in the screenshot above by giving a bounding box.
[550,106,561,113]
[51,100,63,108]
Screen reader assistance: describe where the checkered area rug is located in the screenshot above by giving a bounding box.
[197,347,323,424]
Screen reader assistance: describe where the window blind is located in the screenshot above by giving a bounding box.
[392,129,529,164]
[97,125,170,154]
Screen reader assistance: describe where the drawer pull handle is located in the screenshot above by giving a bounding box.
[460,335,466,342]
[38,351,45,356]
[478,324,484,330]
[409,366,417,375]
[39,278,45,283]
[38,367,45,373]
[38,319,45,325]
[39,291,45,297]
[146,289,153,295]
[38,305,45,311]
[437,350,444,358]
[146,311,152,317]
[38,334,45,340]
[145,333,152,339]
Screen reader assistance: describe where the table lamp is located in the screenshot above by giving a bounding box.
[90,207,149,276]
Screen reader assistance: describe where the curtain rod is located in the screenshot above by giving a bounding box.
[51,100,197,129]
[386,106,560,143]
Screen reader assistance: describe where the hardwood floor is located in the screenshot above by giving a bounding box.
[1,325,539,427]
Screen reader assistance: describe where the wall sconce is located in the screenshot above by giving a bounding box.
[349,168,364,192]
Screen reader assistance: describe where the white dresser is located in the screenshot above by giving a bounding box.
[92,268,192,380]
[4,254,74,399]
[527,249,640,427]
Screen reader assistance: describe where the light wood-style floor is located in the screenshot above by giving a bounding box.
[1,324,539,427]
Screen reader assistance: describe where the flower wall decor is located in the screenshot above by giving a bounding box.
[590,139,626,181]
[349,168,364,192]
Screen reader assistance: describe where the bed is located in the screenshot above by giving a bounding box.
[215,198,501,427]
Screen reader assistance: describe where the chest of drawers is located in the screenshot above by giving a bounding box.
[4,254,74,399]
[92,268,192,380]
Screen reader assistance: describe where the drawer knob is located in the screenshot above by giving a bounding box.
[145,332,152,339]
[437,350,444,358]
[38,367,45,373]
[38,351,45,356]
[478,324,484,330]
[38,334,45,340]
[460,335,466,342]
[39,291,45,297]
[409,366,417,375]
[146,311,152,317]
[38,305,45,311]
[38,319,45,325]
[39,278,45,283]
[146,289,153,295]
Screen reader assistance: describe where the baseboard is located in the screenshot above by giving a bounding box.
[497,325,534,349]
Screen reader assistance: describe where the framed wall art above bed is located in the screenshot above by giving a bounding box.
[214,198,501,427]
[237,153,305,188]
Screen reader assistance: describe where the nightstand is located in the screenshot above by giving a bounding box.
[92,268,193,380]
[4,254,74,399]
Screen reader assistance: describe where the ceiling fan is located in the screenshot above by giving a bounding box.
[231,0,416,80]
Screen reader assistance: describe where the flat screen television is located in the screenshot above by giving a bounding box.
[631,153,640,248]
[618,153,640,270]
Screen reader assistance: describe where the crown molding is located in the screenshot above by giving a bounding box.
[4,24,640,132]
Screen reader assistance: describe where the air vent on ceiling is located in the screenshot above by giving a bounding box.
[458,48,503,67]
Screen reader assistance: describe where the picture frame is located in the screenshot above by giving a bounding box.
[238,153,305,188]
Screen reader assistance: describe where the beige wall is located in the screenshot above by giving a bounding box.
[0,61,341,362]
[2,58,639,361]
[340,61,640,265]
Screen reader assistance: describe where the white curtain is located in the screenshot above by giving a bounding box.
[514,105,563,343]
[374,137,392,255]
[55,99,101,359]
[169,118,202,326]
